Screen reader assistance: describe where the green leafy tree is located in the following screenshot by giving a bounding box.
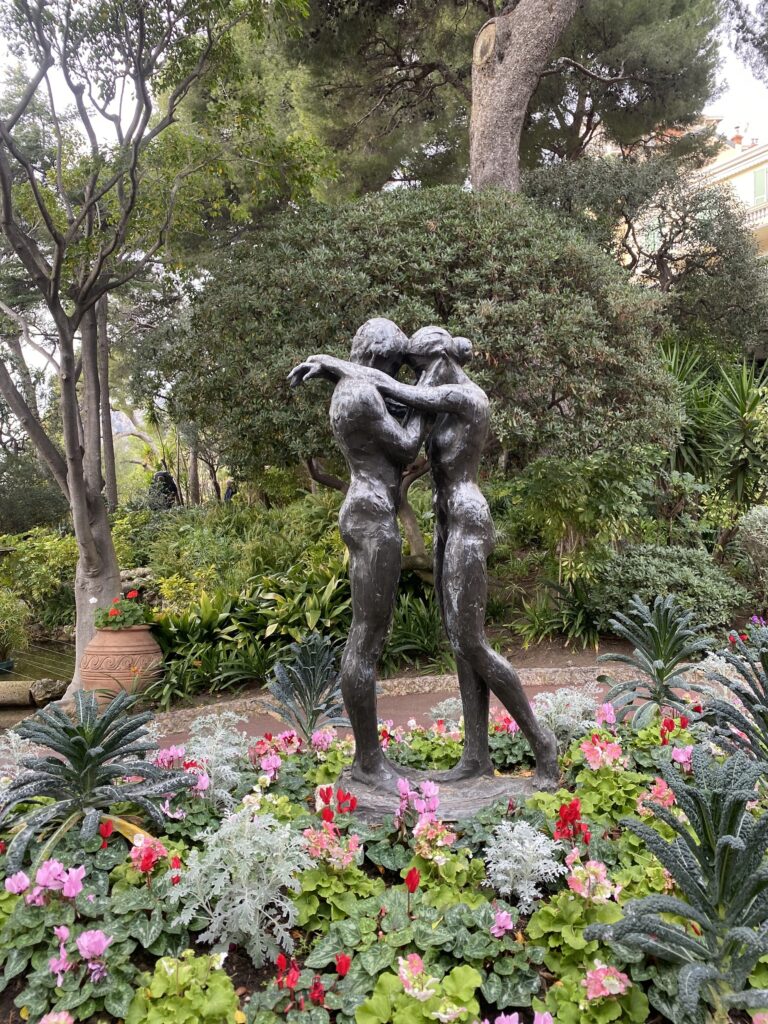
[288,0,719,195]
[146,185,680,487]
[525,153,768,354]
[0,0,305,693]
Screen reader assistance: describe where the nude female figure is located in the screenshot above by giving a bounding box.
[292,329,559,787]
[289,318,429,789]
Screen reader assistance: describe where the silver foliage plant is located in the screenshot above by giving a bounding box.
[170,809,311,967]
[532,683,599,750]
[484,820,567,913]
[429,697,464,728]
[185,711,251,810]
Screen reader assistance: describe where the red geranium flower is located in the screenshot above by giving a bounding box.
[126,589,139,599]
[112,597,121,603]
[335,952,351,977]
[405,867,421,894]
[108,607,120,617]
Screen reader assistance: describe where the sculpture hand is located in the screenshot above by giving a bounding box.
[287,361,327,388]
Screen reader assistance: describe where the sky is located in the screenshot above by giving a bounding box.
[706,38,768,143]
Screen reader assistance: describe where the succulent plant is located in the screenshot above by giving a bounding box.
[586,749,768,1023]
[598,594,711,728]
[0,691,193,871]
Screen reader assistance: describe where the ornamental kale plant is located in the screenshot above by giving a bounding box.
[169,809,311,967]
[586,750,768,1023]
[0,692,193,871]
[701,633,768,762]
[598,594,711,728]
[483,820,567,913]
[263,632,348,742]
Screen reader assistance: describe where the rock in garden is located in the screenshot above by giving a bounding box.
[30,678,69,707]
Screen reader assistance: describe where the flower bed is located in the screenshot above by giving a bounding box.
[2,670,768,1024]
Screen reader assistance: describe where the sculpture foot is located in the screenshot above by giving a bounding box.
[532,727,560,791]
[350,757,405,793]
[435,757,495,782]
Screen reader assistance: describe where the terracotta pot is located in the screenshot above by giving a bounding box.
[80,625,162,699]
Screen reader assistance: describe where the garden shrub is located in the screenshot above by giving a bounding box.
[0,526,78,626]
[736,504,768,600]
[589,544,747,630]
[0,588,29,661]
[169,809,311,967]
[483,820,566,911]
[166,185,681,478]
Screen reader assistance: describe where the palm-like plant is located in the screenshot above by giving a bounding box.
[701,632,768,762]
[598,594,711,728]
[586,750,768,1024]
[262,633,348,742]
[0,691,193,871]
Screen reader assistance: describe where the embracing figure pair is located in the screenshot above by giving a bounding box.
[289,319,558,792]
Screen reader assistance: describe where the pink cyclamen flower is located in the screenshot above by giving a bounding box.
[39,1014,75,1024]
[580,734,624,770]
[53,924,70,943]
[76,929,113,960]
[48,950,73,987]
[193,770,210,793]
[671,745,693,773]
[4,871,29,894]
[494,1015,520,1024]
[36,859,66,890]
[533,1015,554,1024]
[260,754,282,781]
[26,886,46,906]
[596,702,616,727]
[490,910,515,938]
[583,960,632,1000]
[153,744,185,768]
[61,865,86,899]
[311,728,335,751]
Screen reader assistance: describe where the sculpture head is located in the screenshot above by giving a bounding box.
[349,318,408,375]
[406,326,473,371]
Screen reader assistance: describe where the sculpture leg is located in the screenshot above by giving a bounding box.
[339,526,403,790]
[442,537,559,785]
[433,517,493,779]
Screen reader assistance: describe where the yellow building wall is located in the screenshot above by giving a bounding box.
[707,144,768,257]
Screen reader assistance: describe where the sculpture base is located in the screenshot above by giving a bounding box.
[341,767,540,822]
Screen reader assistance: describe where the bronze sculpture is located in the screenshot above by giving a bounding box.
[289,322,558,790]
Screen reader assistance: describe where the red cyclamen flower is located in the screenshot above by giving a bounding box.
[98,821,114,848]
[309,977,325,1006]
[405,867,421,894]
[335,952,351,977]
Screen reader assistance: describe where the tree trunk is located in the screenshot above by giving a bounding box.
[188,433,201,505]
[399,458,432,578]
[57,318,121,698]
[97,295,118,512]
[469,0,583,192]
[72,503,121,694]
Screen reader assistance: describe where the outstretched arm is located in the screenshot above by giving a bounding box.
[294,354,476,417]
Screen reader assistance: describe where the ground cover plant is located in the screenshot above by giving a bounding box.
[3,609,768,1023]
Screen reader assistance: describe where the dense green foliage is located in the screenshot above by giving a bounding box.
[155,186,680,478]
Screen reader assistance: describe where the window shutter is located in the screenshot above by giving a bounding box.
[756,167,767,206]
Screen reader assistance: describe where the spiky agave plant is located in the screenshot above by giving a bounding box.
[586,749,768,1024]
[701,634,768,763]
[0,691,193,871]
[598,594,712,728]
[262,632,347,742]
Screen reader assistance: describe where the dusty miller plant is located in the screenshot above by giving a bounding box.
[532,683,598,750]
[484,820,567,913]
[169,809,311,967]
[185,712,251,811]
[586,749,768,1024]
[430,698,464,729]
